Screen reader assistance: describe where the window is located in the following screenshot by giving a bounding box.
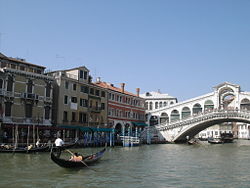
[84,71,88,79]
[101,91,106,98]
[72,112,76,122]
[80,85,89,93]
[27,80,33,93]
[11,64,16,69]
[25,104,33,118]
[64,95,68,104]
[96,90,100,96]
[46,83,51,98]
[7,76,13,92]
[63,111,68,121]
[79,112,87,123]
[0,79,3,89]
[71,97,77,103]
[5,102,12,117]
[155,102,158,109]
[20,66,25,71]
[73,83,77,91]
[80,98,88,107]
[44,106,50,119]
[65,81,69,89]
[101,103,105,110]
[79,70,83,79]
[0,62,6,68]
[90,88,94,95]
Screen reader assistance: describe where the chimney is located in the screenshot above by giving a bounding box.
[96,77,101,83]
[136,88,140,97]
[120,83,125,93]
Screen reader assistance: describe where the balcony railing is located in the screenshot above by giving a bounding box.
[0,89,14,97]
[89,106,102,113]
[21,93,39,100]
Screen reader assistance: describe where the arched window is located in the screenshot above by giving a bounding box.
[149,102,153,110]
[150,116,158,126]
[182,107,191,119]
[170,110,180,122]
[160,112,169,123]
[155,102,158,109]
[163,102,167,107]
[240,98,250,110]
[204,100,214,111]
[193,103,202,115]
[145,102,148,110]
[159,102,162,108]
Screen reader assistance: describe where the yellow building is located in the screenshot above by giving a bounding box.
[47,67,108,129]
[0,53,54,127]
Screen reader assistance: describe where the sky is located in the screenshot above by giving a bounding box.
[0,0,250,101]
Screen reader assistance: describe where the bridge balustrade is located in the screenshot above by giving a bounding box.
[155,109,250,131]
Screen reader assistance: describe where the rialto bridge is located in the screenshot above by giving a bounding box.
[148,82,250,142]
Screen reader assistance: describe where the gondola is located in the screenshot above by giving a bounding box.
[207,138,223,144]
[51,147,106,168]
[0,145,50,153]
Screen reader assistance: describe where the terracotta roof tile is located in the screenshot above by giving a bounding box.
[94,82,138,97]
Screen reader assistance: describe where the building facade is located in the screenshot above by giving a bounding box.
[0,53,54,127]
[94,81,146,142]
[47,67,108,128]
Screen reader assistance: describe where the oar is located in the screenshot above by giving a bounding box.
[65,149,97,172]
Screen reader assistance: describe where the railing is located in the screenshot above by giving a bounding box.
[155,109,250,131]
[0,89,14,97]
[89,107,102,112]
[2,116,49,125]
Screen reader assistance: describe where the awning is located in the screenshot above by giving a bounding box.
[57,125,114,132]
[132,122,148,127]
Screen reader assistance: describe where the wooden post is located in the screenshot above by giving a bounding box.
[12,126,15,146]
[14,125,19,149]
[27,126,30,147]
[33,124,35,146]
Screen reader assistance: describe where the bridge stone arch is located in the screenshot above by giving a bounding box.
[172,111,250,142]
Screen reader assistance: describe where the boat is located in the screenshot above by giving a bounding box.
[0,145,50,153]
[187,138,200,145]
[50,147,106,168]
[207,138,223,144]
[221,133,234,143]
[120,136,140,147]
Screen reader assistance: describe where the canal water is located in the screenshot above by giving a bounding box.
[1,140,250,188]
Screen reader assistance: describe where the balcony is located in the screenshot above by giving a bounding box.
[89,106,102,113]
[0,89,14,98]
[21,93,39,100]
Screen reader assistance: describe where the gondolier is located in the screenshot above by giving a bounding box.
[55,137,64,147]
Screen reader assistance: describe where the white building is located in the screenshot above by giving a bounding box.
[140,91,177,142]
[140,91,178,112]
